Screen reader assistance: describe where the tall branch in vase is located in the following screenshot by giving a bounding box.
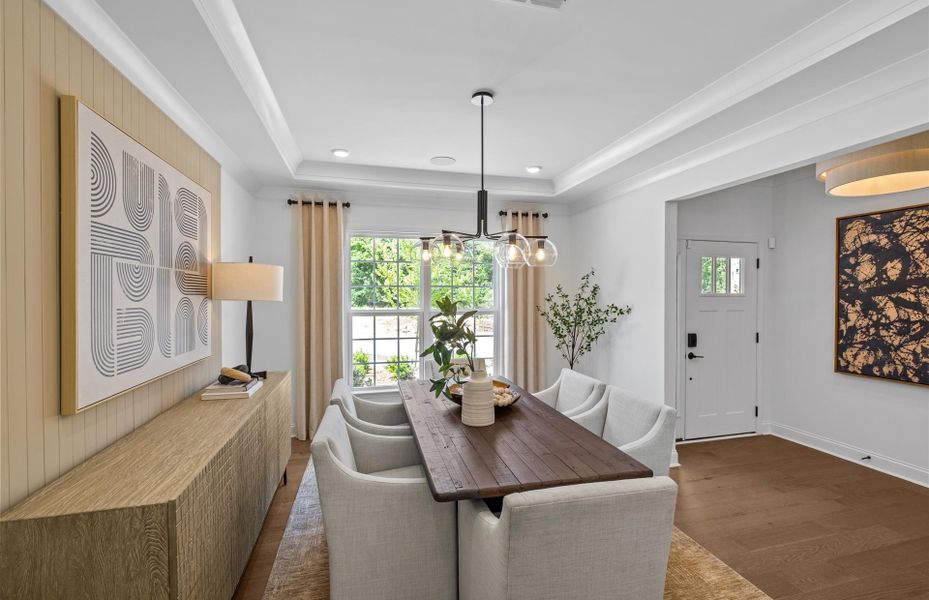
[537,269,631,370]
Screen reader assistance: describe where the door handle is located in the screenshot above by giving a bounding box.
[687,352,704,360]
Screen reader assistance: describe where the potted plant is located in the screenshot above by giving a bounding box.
[537,269,631,370]
[421,296,494,426]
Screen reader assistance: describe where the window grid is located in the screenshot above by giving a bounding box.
[348,236,498,389]
[699,255,746,297]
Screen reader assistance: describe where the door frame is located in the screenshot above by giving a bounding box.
[675,237,762,441]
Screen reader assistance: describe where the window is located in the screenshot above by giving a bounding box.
[348,235,498,388]
[700,255,745,296]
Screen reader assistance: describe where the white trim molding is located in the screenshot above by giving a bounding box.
[44,0,258,192]
[768,422,929,487]
[554,0,929,195]
[192,0,303,176]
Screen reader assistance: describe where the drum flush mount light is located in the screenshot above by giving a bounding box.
[816,131,929,197]
[421,90,557,269]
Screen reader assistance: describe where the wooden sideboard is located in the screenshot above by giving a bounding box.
[0,371,292,600]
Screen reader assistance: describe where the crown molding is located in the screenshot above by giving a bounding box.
[192,0,302,176]
[578,66,929,210]
[293,161,555,197]
[554,0,929,196]
[44,0,259,193]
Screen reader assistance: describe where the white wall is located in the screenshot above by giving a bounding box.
[675,166,928,484]
[768,167,928,484]
[568,195,667,405]
[219,171,258,367]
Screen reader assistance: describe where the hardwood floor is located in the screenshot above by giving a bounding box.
[235,435,929,599]
[233,439,311,600]
[672,436,929,599]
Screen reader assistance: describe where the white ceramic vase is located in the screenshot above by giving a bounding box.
[461,359,494,427]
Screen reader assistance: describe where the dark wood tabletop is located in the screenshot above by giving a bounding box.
[398,378,653,502]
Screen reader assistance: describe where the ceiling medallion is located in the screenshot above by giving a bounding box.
[421,91,557,269]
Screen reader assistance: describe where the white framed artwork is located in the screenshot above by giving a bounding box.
[60,96,212,414]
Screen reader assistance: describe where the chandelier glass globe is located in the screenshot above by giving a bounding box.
[492,233,530,269]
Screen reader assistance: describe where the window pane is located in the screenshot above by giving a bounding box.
[475,287,494,309]
[375,363,396,386]
[453,263,473,287]
[714,257,728,295]
[398,238,419,262]
[398,315,418,338]
[350,237,374,261]
[374,262,398,288]
[352,316,374,339]
[352,339,373,360]
[398,338,419,359]
[453,286,473,308]
[352,360,373,388]
[432,286,451,308]
[375,238,398,261]
[375,316,398,338]
[386,361,417,382]
[398,262,419,287]
[351,287,375,309]
[474,314,494,336]
[474,262,493,287]
[700,257,713,294]
[432,261,452,286]
[351,261,374,286]
[730,258,743,294]
[376,285,398,308]
[374,340,397,363]
[398,286,420,309]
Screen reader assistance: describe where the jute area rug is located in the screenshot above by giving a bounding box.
[263,462,770,600]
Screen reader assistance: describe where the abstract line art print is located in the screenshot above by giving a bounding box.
[835,203,929,386]
[61,97,212,413]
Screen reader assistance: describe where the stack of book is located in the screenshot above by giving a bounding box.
[201,378,263,400]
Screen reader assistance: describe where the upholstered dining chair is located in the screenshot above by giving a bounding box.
[458,477,678,600]
[329,378,411,436]
[570,386,677,476]
[533,368,606,417]
[312,405,457,600]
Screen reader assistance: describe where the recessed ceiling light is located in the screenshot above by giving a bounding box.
[331,148,350,158]
[430,156,456,167]
[526,165,543,174]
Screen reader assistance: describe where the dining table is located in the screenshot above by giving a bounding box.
[398,377,653,502]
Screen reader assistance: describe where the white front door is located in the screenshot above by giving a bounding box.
[683,240,758,439]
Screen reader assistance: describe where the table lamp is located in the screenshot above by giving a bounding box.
[211,256,284,378]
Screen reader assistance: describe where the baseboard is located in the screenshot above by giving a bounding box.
[768,422,929,487]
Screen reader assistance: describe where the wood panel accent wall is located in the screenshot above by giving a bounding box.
[0,0,222,513]
[0,372,292,599]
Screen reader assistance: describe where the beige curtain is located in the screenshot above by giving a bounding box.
[295,198,344,440]
[504,211,547,392]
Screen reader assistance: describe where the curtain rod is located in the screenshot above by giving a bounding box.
[286,199,351,207]
[499,210,548,218]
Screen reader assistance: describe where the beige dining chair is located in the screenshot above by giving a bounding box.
[571,386,677,476]
[313,405,457,600]
[329,378,411,436]
[533,368,606,417]
[458,477,678,600]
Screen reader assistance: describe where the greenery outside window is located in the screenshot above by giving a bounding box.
[348,235,498,389]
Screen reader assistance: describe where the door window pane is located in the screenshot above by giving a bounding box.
[700,257,713,294]
[714,257,728,294]
[729,258,743,294]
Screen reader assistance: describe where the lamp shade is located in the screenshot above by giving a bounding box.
[211,262,283,301]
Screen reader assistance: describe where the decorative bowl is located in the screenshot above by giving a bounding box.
[447,380,520,408]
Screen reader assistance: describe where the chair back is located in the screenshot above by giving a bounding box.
[497,477,677,600]
[311,405,357,472]
[602,386,663,448]
[555,369,606,414]
[330,378,357,417]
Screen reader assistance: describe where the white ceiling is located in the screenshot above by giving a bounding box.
[87,0,929,201]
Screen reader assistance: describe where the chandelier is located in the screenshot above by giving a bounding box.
[420,91,557,269]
